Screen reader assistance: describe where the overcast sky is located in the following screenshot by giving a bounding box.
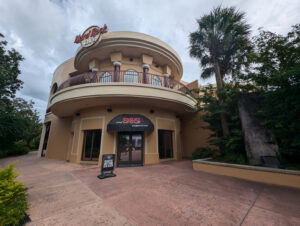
[0,0,299,120]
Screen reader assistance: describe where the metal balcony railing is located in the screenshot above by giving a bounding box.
[56,71,193,97]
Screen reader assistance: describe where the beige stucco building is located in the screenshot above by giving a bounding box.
[38,26,210,167]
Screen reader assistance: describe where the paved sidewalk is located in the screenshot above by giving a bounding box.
[0,152,135,226]
[1,152,300,225]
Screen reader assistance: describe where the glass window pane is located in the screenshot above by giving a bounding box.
[152,75,162,86]
[119,134,130,162]
[92,130,101,160]
[124,70,138,83]
[100,72,111,83]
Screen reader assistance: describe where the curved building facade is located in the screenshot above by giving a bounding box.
[38,25,210,166]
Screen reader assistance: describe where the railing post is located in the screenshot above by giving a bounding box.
[142,64,149,84]
[113,61,121,82]
[163,73,169,87]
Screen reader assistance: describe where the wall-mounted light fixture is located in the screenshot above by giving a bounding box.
[150,109,155,114]
[107,108,112,113]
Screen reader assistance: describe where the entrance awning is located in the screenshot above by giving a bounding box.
[107,114,154,132]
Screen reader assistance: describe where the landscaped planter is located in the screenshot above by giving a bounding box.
[193,159,300,188]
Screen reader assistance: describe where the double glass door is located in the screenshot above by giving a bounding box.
[118,132,143,166]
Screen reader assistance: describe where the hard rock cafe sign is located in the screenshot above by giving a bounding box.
[74,24,108,48]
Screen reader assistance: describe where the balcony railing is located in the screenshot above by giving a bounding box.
[56,71,193,97]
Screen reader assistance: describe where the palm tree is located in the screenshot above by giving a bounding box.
[189,6,251,136]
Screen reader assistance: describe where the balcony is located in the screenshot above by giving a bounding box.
[57,71,192,96]
[49,71,196,117]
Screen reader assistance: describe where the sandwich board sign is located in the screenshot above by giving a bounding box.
[98,154,116,179]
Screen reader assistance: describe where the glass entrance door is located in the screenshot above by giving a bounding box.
[118,132,143,166]
[81,130,102,161]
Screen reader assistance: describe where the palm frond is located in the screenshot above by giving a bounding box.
[201,67,215,79]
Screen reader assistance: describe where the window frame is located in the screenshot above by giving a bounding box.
[124,70,139,83]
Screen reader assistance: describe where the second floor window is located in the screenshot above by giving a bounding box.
[100,72,112,83]
[51,83,58,95]
[124,70,138,83]
[152,75,162,86]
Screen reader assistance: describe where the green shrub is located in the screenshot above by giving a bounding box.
[12,140,30,155]
[192,147,217,160]
[29,136,40,150]
[0,161,29,226]
[0,140,30,159]
[214,151,248,165]
[0,150,8,158]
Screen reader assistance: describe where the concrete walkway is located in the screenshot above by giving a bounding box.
[1,152,300,225]
[0,152,134,226]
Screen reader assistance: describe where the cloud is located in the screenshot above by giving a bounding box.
[0,0,299,119]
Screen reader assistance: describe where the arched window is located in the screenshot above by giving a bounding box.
[124,70,138,83]
[51,83,58,95]
[100,72,112,83]
[151,75,162,86]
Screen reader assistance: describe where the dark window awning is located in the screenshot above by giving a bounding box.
[107,114,154,132]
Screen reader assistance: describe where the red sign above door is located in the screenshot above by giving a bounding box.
[122,118,141,124]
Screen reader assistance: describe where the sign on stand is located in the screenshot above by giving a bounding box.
[98,154,116,179]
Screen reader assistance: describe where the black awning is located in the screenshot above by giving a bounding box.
[107,114,154,132]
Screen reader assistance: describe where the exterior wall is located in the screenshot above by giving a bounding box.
[40,105,182,166]
[38,113,72,160]
[181,112,212,158]
[51,58,75,88]
[193,160,300,189]
[47,58,75,107]
[75,31,183,80]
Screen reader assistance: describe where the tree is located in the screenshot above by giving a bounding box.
[189,6,252,136]
[247,24,300,165]
[192,83,254,164]
[0,33,41,155]
[0,33,23,100]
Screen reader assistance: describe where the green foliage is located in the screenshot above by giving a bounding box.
[189,6,252,137]
[246,24,300,164]
[0,140,30,160]
[0,33,42,155]
[29,135,40,150]
[0,34,24,100]
[12,140,30,155]
[189,6,252,81]
[192,147,217,160]
[191,6,299,167]
[193,83,253,164]
[0,162,29,226]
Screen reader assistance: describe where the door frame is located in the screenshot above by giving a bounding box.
[117,131,144,167]
[81,129,102,161]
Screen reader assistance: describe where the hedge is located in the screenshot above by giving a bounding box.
[0,161,29,225]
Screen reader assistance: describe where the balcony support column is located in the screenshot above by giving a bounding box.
[142,64,150,84]
[163,73,169,87]
[113,61,121,82]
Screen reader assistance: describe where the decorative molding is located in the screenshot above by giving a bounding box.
[142,64,150,69]
[113,61,122,66]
